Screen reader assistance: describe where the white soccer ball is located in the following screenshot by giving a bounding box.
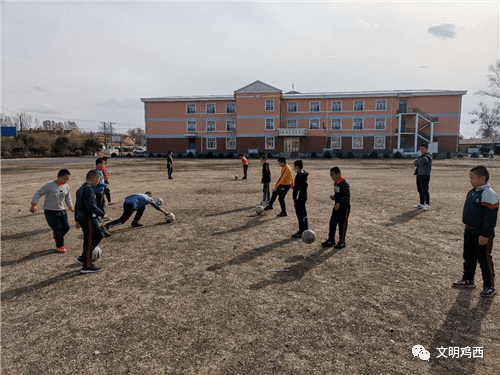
[234,175,239,180]
[255,205,265,215]
[92,246,102,261]
[165,212,175,223]
[156,198,163,206]
[301,230,316,244]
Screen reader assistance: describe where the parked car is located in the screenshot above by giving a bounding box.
[133,146,146,155]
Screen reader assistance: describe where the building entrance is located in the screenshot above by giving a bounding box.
[284,138,300,153]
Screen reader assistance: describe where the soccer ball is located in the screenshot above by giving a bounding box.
[165,212,175,223]
[301,230,316,244]
[156,198,163,206]
[234,175,239,180]
[255,205,265,215]
[92,246,102,261]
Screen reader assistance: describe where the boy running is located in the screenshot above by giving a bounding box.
[264,157,293,217]
[30,169,74,253]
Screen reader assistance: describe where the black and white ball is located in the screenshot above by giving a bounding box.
[92,246,102,261]
[301,230,316,244]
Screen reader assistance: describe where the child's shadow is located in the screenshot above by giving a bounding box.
[1,249,55,267]
[384,209,424,227]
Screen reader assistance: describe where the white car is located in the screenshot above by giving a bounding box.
[133,147,146,154]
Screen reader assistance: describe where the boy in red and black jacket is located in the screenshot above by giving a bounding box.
[322,166,350,249]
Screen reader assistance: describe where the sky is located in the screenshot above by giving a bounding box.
[1,0,499,137]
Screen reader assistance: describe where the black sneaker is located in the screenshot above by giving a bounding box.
[264,206,273,211]
[131,222,143,227]
[321,240,335,247]
[81,265,101,274]
[75,257,84,266]
[291,231,303,238]
[101,226,112,237]
[480,287,496,297]
[452,279,475,288]
[277,212,287,217]
[334,243,346,249]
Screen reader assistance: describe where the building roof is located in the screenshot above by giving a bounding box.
[141,81,467,102]
[459,137,496,145]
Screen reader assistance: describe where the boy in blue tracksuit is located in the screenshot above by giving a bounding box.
[453,166,498,297]
[102,192,170,236]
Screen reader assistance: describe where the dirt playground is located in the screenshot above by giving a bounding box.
[1,157,499,374]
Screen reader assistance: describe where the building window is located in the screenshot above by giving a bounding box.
[331,101,342,112]
[265,100,274,112]
[226,120,236,132]
[226,137,236,150]
[329,137,341,149]
[331,118,342,130]
[374,136,386,149]
[310,118,320,129]
[207,137,216,150]
[265,118,274,131]
[226,103,236,113]
[187,120,197,132]
[376,100,387,111]
[353,101,364,111]
[287,119,297,128]
[206,103,216,114]
[375,118,386,130]
[310,101,320,112]
[353,118,363,130]
[352,137,363,149]
[187,103,196,114]
[288,102,297,112]
[207,120,216,132]
[265,136,275,150]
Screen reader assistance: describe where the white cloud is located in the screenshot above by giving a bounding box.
[428,23,458,39]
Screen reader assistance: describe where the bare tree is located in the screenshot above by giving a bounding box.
[0,113,14,127]
[127,127,145,144]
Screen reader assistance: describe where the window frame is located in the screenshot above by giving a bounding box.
[330,136,342,149]
[186,103,196,114]
[226,103,236,114]
[265,136,275,150]
[331,101,342,112]
[226,137,236,150]
[331,118,342,130]
[206,120,216,132]
[287,102,298,113]
[375,117,386,130]
[353,100,364,111]
[376,100,387,111]
[265,118,275,131]
[265,99,275,112]
[310,101,320,112]
[206,137,217,150]
[205,103,216,114]
[287,119,298,129]
[226,120,236,132]
[310,118,320,130]
[374,136,386,149]
[352,136,363,150]
[353,118,364,130]
[187,120,197,133]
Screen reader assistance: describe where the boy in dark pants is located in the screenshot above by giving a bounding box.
[414,143,432,211]
[292,160,309,238]
[264,157,294,217]
[101,156,113,204]
[322,167,350,249]
[239,154,248,179]
[30,169,74,253]
[453,166,498,297]
[167,151,174,179]
[260,154,271,205]
[75,170,107,273]
[94,158,107,219]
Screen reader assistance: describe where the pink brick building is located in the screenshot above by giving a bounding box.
[141,81,466,156]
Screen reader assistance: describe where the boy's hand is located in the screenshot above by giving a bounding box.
[102,215,108,220]
[478,235,489,246]
[30,206,37,213]
[334,203,340,211]
[330,195,335,201]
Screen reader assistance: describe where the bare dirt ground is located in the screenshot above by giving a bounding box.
[1,157,499,375]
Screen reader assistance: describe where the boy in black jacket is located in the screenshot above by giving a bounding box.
[75,169,107,273]
[453,166,498,297]
[260,154,271,205]
[322,166,350,248]
[292,160,309,238]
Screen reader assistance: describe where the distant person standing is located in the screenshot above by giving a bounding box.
[260,154,271,205]
[167,151,174,179]
[30,169,74,253]
[414,144,432,211]
[239,154,248,179]
[94,158,108,220]
[101,156,113,204]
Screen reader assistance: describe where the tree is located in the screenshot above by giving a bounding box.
[127,127,145,144]
[0,113,13,127]
[470,60,500,137]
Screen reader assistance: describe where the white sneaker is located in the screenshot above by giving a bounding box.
[422,204,430,211]
[414,204,424,209]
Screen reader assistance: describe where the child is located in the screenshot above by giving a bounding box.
[94,158,108,219]
[30,169,74,253]
[264,157,293,217]
[292,160,309,238]
[453,166,498,297]
[101,156,113,204]
[414,143,432,211]
[239,154,248,179]
[260,154,271,205]
[322,166,350,249]
[75,169,107,273]
[102,192,171,236]
[167,151,174,179]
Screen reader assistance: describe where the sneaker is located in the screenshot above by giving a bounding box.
[414,204,424,209]
[480,287,496,297]
[75,257,84,266]
[81,265,102,274]
[452,279,475,288]
[334,243,346,249]
[321,240,335,247]
[131,222,143,227]
[264,206,273,211]
[101,226,112,237]
[277,212,287,217]
[102,217,111,222]
[422,204,430,211]
[291,231,303,238]
[56,246,67,253]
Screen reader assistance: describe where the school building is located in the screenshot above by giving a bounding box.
[141,80,466,157]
